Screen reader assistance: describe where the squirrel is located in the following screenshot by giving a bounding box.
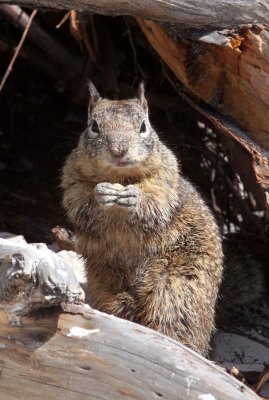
[61,83,264,356]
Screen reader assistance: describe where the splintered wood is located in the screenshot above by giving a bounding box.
[136,19,269,150]
[136,17,269,237]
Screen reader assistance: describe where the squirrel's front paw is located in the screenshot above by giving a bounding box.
[94,183,140,209]
[115,185,141,208]
[94,182,119,207]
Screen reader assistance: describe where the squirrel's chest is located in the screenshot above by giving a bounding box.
[89,228,143,262]
[81,223,160,271]
[83,229,146,288]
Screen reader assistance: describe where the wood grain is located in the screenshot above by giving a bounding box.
[1,0,269,29]
[0,306,261,400]
[137,18,269,150]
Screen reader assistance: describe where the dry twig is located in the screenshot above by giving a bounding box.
[70,10,83,41]
[70,11,96,64]
[0,9,37,93]
[0,5,82,80]
[56,10,71,29]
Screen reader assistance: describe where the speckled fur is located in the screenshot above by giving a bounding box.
[61,84,262,355]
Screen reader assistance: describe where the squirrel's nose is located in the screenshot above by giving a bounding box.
[109,141,128,157]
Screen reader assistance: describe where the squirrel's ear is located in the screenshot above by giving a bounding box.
[137,82,148,112]
[88,81,101,108]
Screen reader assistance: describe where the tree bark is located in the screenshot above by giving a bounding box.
[1,0,269,29]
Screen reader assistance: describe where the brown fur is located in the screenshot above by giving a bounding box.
[61,84,262,355]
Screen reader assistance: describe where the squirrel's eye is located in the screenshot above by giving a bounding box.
[92,120,99,133]
[140,121,146,133]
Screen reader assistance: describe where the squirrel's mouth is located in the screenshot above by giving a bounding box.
[115,159,133,167]
[107,156,136,168]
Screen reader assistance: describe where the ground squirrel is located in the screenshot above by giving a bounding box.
[61,83,264,356]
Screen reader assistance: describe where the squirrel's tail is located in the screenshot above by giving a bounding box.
[218,241,266,310]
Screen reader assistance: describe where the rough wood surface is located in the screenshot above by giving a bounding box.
[137,18,269,150]
[0,304,261,400]
[0,238,84,318]
[0,0,269,29]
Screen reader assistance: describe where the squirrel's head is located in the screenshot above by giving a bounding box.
[78,82,157,172]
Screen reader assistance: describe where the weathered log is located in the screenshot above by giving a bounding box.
[135,18,269,233]
[137,19,269,151]
[0,304,261,400]
[0,0,269,29]
[0,238,84,319]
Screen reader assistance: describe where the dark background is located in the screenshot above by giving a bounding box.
[0,11,260,243]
